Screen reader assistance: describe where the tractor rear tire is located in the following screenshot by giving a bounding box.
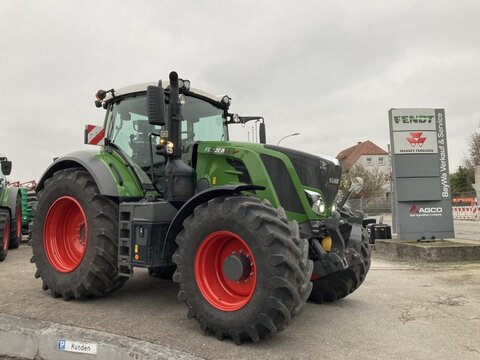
[31,168,126,300]
[0,210,10,261]
[309,227,371,303]
[8,195,22,249]
[173,196,313,344]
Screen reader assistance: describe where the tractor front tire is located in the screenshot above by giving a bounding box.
[148,265,176,280]
[8,195,22,249]
[309,227,371,303]
[173,196,313,344]
[31,168,126,300]
[0,210,10,261]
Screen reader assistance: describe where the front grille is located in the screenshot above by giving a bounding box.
[265,145,342,205]
[260,154,304,213]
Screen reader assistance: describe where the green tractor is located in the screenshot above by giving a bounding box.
[31,72,370,343]
[0,157,22,261]
[19,182,37,236]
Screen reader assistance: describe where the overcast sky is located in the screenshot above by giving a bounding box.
[1,0,479,182]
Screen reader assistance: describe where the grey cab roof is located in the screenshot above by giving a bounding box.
[105,81,225,104]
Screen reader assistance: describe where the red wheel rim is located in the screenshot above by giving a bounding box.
[43,196,88,273]
[194,231,256,311]
[3,220,9,252]
[16,205,21,239]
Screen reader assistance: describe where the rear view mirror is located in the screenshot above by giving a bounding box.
[259,122,266,144]
[147,84,166,126]
[1,160,12,176]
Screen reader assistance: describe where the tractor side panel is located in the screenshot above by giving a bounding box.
[7,187,20,221]
[194,142,315,224]
[0,187,8,208]
[0,187,20,227]
[37,150,144,198]
[195,146,279,208]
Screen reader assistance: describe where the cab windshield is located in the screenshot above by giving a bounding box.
[107,94,227,170]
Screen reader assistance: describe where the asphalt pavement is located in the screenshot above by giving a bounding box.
[0,244,479,360]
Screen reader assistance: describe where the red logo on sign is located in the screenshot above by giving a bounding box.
[410,204,418,215]
[406,132,426,147]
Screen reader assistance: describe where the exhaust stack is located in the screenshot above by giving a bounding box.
[164,71,196,203]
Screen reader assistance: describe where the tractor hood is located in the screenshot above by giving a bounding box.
[264,145,342,205]
[195,140,342,212]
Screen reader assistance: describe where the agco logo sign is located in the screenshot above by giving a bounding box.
[409,204,443,217]
[406,132,426,147]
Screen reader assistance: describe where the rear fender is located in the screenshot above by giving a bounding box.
[37,151,144,198]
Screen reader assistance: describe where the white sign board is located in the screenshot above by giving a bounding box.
[391,108,436,131]
[393,131,438,154]
[58,339,98,355]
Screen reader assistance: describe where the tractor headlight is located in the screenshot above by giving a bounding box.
[331,204,336,212]
[178,94,187,106]
[178,79,191,91]
[305,190,326,214]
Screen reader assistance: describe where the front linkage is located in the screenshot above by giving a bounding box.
[307,179,371,303]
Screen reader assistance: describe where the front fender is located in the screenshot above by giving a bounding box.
[163,184,265,256]
[37,150,144,198]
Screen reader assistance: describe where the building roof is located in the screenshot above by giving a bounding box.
[336,140,388,171]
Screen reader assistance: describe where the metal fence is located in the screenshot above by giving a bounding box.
[346,197,392,215]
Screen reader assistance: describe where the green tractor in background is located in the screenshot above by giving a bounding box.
[19,182,37,236]
[0,157,22,261]
[31,72,370,343]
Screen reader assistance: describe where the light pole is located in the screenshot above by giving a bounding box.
[277,132,300,146]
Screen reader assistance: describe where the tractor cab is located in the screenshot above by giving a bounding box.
[93,79,264,197]
[105,90,228,162]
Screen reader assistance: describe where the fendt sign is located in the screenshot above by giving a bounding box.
[389,108,454,240]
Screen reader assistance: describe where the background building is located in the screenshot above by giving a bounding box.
[336,140,389,174]
[336,141,390,212]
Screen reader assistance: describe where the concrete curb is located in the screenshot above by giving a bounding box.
[374,240,480,262]
[0,314,202,360]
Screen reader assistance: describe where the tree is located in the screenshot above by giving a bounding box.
[467,132,480,166]
[450,166,473,194]
[450,132,480,194]
[340,164,387,199]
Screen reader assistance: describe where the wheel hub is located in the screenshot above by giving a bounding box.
[43,196,88,273]
[223,252,252,282]
[194,231,257,311]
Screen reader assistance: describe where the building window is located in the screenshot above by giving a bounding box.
[378,157,384,166]
[366,157,372,166]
